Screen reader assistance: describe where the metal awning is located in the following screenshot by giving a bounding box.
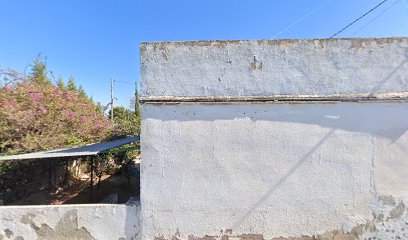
[0,136,140,161]
[0,136,140,203]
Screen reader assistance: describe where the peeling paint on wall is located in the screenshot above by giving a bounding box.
[0,203,141,240]
[149,196,408,239]
[3,229,13,238]
[250,56,262,71]
[361,195,408,239]
[21,210,96,240]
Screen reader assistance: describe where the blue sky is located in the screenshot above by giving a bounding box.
[1,0,407,108]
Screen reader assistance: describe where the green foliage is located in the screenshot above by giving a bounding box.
[95,102,107,114]
[0,68,112,154]
[135,87,141,118]
[130,87,141,119]
[110,106,140,136]
[78,85,86,98]
[67,77,77,92]
[129,86,141,135]
[0,56,139,156]
[97,141,140,175]
[56,77,65,90]
[0,162,12,175]
[30,55,51,85]
[66,136,85,147]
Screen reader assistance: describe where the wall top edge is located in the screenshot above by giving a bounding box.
[0,202,141,209]
[140,92,408,104]
[140,37,408,49]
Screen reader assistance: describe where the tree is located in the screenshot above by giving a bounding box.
[56,77,65,90]
[130,81,141,131]
[134,86,141,118]
[30,55,50,85]
[109,106,140,136]
[0,68,112,154]
[67,77,77,92]
[78,85,86,98]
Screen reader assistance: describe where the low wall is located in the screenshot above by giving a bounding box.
[0,202,140,240]
[140,38,408,239]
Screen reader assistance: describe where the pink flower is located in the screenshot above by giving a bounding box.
[66,110,75,118]
[30,92,41,103]
[39,106,47,114]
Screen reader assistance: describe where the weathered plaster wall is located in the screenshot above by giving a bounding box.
[141,38,408,239]
[141,103,408,239]
[0,203,140,240]
[141,38,408,97]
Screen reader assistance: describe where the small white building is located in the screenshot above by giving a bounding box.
[140,38,408,239]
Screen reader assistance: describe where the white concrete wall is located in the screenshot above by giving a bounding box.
[140,38,408,239]
[0,203,140,240]
[141,38,408,97]
[141,103,408,239]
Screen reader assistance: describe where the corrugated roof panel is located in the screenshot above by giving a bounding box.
[0,136,139,161]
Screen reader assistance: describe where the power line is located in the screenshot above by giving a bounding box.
[273,0,336,39]
[351,0,401,36]
[114,80,134,85]
[329,0,390,38]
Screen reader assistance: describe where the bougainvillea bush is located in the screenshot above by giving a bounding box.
[0,69,112,155]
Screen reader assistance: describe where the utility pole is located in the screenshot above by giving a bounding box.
[110,76,114,122]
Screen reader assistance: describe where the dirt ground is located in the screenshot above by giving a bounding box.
[10,170,140,205]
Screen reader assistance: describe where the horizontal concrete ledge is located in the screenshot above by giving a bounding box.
[0,202,139,209]
[141,92,408,104]
[140,37,408,48]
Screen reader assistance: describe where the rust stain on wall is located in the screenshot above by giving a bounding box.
[140,44,147,53]
[154,220,378,240]
[250,56,262,70]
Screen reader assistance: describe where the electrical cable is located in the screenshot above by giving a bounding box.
[273,0,336,39]
[351,0,401,36]
[329,0,389,38]
[114,80,134,85]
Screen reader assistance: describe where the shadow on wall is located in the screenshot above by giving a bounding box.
[144,102,408,143]
[142,101,408,233]
[124,201,141,240]
[368,56,407,97]
[143,54,408,143]
[230,128,336,229]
